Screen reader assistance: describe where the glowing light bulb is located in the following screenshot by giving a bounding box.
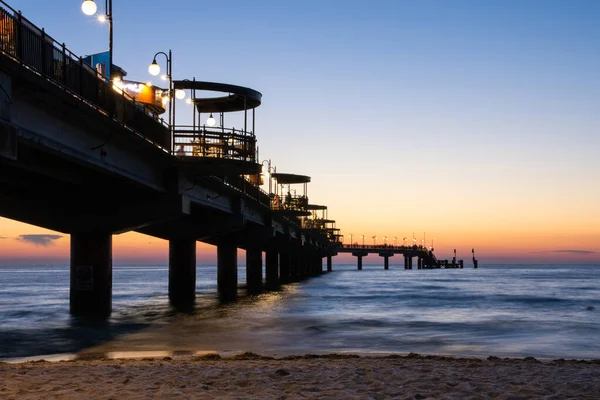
[81,0,97,16]
[148,60,160,76]
[175,89,186,100]
[185,98,193,104]
[97,15,106,23]
[160,74,168,81]
[206,113,216,127]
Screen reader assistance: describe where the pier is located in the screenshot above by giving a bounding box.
[335,244,441,270]
[0,2,337,316]
[0,2,476,318]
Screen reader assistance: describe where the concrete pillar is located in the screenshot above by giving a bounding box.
[246,248,262,293]
[417,257,422,270]
[265,250,279,287]
[217,240,238,299]
[279,253,290,283]
[408,256,413,270]
[326,255,333,272]
[290,252,299,280]
[314,255,322,275]
[384,256,389,270]
[404,255,409,270]
[168,238,196,308]
[297,251,306,279]
[70,233,112,316]
[357,256,363,270]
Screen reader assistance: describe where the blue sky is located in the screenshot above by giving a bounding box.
[4,0,600,263]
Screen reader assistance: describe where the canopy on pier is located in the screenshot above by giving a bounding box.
[172,80,262,113]
[306,204,327,210]
[271,173,311,184]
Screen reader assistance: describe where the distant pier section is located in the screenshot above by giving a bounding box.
[335,244,478,270]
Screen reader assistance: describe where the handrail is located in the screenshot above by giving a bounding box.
[173,126,256,162]
[339,244,431,252]
[0,1,170,150]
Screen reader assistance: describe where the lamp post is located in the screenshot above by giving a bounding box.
[383,236,387,246]
[361,235,365,247]
[349,234,354,246]
[261,159,275,195]
[393,236,397,247]
[403,237,407,247]
[372,236,377,246]
[148,51,174,147]
[81,0,113,79]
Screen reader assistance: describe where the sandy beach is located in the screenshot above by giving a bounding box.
[1,353,599,399]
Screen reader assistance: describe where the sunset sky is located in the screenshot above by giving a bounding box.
[1,0,599,265]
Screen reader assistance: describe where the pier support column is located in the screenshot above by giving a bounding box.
[326,255,333,272]
[265,250,279,288]
[357,256,363,270]
[417,257,422,270]
[408,256,413,270]
[314,254,323,276]
[168,238,197,308]
[384,256,389,270]
[246,248,262,293]
[217,239,238,299]
[290,252,299,280]
[297,251,307,279]
[70,233,112,317]
[279,253,291,283]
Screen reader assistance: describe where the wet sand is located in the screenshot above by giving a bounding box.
[1,353,599,399]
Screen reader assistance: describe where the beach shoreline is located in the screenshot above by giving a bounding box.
[2,352,599,399]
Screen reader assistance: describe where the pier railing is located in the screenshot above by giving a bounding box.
[173,126,256,162]
[0,1,170,150]
[340,244,431,252]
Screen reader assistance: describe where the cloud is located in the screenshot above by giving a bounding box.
[547,250,596,255]
[16,234,63,247]
[0,236,6,239]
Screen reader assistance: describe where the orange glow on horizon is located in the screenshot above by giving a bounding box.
[1,216,599,265]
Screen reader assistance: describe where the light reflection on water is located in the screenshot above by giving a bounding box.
[1,264,599,360]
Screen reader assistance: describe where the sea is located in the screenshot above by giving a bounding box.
[1,263,599,361]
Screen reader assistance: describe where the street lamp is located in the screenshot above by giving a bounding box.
[383,236,387,246]
[148,50,173,138]
[372,236,377,246]
[403,237,407,246]
[175,88,186,100]
[206,113,216,127]
[349,234,354,246]
[81,0,113,79]
[261,159,275,195]
[361,235,365,247]
[393,236,397,247]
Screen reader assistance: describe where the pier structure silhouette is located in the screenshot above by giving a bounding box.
[0,1,474,317]
[336,244,467,270]
[0,2,340,316]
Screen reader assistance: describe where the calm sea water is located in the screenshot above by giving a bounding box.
[1,264,599,360]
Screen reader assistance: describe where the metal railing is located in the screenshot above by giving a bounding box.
[173,126,256,162]
[340,244,431,252]
[0,1,170,150]
[270,193,309,212]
